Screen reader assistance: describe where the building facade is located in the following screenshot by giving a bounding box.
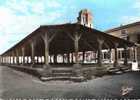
[105,22,140,66]
[77,9,138,66]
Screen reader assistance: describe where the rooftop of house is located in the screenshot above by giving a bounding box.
[105,21,140,33]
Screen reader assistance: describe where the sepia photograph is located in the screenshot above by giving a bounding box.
[0,0,140,99]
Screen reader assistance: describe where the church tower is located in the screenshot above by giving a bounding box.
[77,9,93,28]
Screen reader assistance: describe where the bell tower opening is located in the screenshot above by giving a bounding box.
[77,9,93,28]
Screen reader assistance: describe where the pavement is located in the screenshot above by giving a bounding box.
[0,65,140,99]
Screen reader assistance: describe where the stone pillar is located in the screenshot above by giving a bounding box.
[22,47,25,64]
[114,43,119,67]
[97,39,104,67]
[124,46,128,65]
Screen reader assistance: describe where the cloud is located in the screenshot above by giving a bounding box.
[0,0,65,54]
[46,0,61,8]
[0,0,80,54]
[118,0,140,25]
[120,16,140,25]
[133,0,140,9]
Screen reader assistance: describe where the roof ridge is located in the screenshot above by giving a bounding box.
[105,21,140,33]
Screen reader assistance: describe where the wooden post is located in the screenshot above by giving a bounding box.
[114,43,118,67]
[71,53,74,63]
[16,49,19,65]
[67,53,70,63]
[40,33,52,77]
[82,51,85,64]
[73,33,82,77]
[124,45,128,65]
[31,42,35,65]
[5,56,7,64]
[133,46,137,62]
[74,34,80,64]
[49,55,52,63]
[97,39,104,67]
[12,52,15,64]
[44,34,50,66]
[109,48,112,63]
[9,54,11,64]
[0,56,1,64]
[22,47,25,65]
[45,44,49,65]
[63,54,65,63]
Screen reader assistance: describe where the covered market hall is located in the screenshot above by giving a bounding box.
[0,9,137,80]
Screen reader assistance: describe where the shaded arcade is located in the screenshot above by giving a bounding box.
[0,9,136,80]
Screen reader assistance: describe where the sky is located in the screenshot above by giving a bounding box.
[0,0,140,54]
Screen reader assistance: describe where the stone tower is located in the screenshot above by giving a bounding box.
[77,9,93,28]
